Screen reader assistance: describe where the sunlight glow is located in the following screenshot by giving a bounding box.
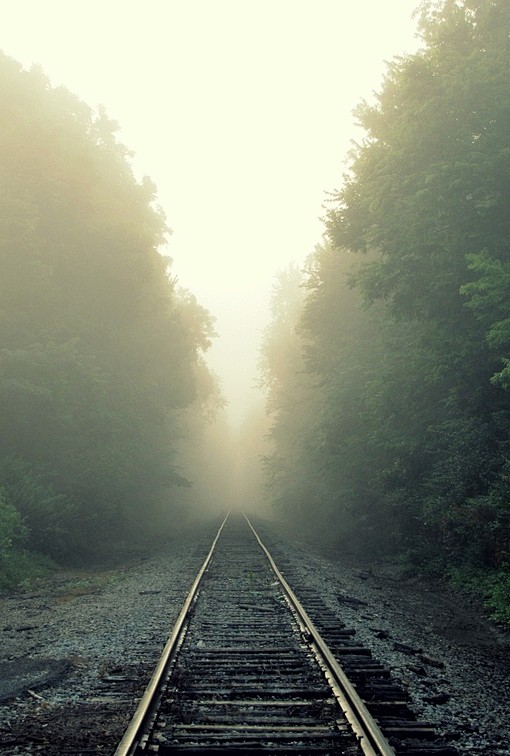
[2,0,421,425]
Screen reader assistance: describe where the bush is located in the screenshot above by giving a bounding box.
[0,491,55,590]
[0,490,25,556]
[0,547,55,591]
[448,564,510,628]
[0,456,76,560]
[483,569,510,625]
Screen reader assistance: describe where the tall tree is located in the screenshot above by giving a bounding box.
[0,53,219,563]
[322,0,510,567]
[261,1,510,600]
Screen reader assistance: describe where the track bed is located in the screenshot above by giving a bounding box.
[117,514,456,755]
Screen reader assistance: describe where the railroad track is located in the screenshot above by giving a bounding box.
[115,512,457,755]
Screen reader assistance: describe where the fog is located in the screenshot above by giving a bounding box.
[175,400,272,524]
[3,0,421,435]
[2,0,509,654]
[1,1,425,552]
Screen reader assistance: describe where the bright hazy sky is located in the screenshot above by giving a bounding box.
[2,0,422,426]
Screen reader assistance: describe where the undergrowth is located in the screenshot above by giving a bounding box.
[448,564,510,627]
[0,548,56,591]
[56,573,121,602]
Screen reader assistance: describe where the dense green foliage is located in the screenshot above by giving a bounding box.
[0,53,219,580]
[260,0,510,621]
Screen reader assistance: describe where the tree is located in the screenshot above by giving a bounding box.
[260,2,510,592]
[322,0,510,567]
[0,53,220,564]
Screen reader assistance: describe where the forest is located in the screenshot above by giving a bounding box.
[259,0,510,623]
[1,0,509,626]
[0,52,223,585]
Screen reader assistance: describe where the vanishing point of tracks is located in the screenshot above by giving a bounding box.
[115,513,457,755]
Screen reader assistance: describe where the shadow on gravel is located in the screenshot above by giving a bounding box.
[0,658,72,702]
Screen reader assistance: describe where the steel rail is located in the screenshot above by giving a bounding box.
[114,511,230,756]
[245,514,396,756]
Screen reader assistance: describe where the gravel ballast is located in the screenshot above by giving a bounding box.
[0,513,509,754]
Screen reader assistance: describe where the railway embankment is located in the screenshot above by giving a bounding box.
[0,514,508,754]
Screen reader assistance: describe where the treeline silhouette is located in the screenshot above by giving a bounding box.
[260,0,510,623]
[0,52,221,583]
